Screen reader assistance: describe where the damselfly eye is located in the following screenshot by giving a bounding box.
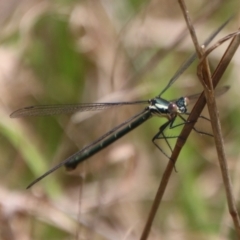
[168,103,178,113]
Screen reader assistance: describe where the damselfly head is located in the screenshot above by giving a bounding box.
[174,97,188,113]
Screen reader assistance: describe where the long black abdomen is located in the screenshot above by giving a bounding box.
[64,110,152,170]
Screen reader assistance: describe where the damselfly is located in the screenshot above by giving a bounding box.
[10,19,230,189]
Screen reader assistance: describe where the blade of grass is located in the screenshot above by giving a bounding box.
[0,114,61,197]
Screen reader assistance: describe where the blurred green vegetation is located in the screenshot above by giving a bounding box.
[0,0,240,239]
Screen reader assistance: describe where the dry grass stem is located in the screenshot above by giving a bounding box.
[140,1,240,239]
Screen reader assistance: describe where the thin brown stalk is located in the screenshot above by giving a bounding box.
[182,1,240,237]
[140,2,240,240]
[197,36,240,237]
[178,0,202,58]
[179,0,240,235]
[203,30,240,60]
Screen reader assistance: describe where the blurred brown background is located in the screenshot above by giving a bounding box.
[0,0,240,239]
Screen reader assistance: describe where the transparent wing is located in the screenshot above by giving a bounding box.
[26,109,150,188]
[10,100,149,118]
[158,16,232,97]
[170,85,230,104]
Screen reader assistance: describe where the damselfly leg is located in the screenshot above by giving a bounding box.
[152,112,214,160]
[10,19,231,188]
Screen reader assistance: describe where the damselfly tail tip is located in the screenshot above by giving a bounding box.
[26,179,39,189]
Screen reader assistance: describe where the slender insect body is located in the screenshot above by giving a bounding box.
[148,96,188,118]
[65,110,152,171]
[148,98,171,117]
[10,18,230,187]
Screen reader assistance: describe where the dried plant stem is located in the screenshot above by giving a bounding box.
[140,1,240,240]
[179,0,240,237]
[197,37,240,237]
